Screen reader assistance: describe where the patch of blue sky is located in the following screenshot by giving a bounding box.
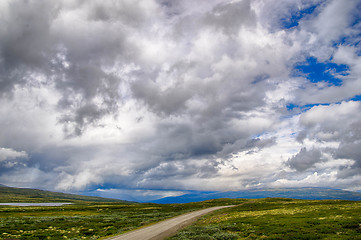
[333,37,350,47]
[286,96,361,115]
[351,95,361,102]
[293,57,349,86]
[286,102,330,111]
[280,5,318,29]
[351,17,361,28]
[281,103,331,120]
[332,34,361,51]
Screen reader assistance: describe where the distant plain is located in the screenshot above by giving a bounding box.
[1,185,361,239]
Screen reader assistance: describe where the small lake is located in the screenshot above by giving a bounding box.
[0,203,73,207]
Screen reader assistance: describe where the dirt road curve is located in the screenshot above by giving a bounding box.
[105,205,234,240]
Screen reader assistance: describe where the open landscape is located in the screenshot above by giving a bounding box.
[1,1,361,239]
[1,185,361,240]
[0,199,241,240]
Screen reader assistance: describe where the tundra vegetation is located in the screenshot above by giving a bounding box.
[1,186,361,240]
[168,198,361,240]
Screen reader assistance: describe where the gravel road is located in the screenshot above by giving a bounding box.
[105,205,234,240]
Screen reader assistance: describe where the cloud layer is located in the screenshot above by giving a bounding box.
[1,0,361,200]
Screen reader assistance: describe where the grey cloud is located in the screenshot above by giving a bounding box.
[203,0,256,34]
[219,137,277,158]
[255,0,323,30]
[130,0,280,120]
[248,137,277,150]
[139,122,222,162]
[312,0,360,44]
[141,160,219,182]
[289,1,361,105]
[287,147,325,172]
[0,148,28,175]
[0,0,151,136]
[131,67,270,120]
[3,0,360,197]
[131,80,192,116]
[86,1,158,25]
[157,0,185,17]
[335,141,361,178]
[169,0,256,38]
[297,102,361,178]
[61,1,282,189]
[151,121,267,160]
[74,119,278,190]
[336,142,361,163]
[298,103,361,143]
[56,65,122,136]
[124,122,278,187]
[336,167,361,179]
[3,139,221,191]
[296,130,308,143]
[0,0,57,67]
[0,0,58,95]
[0,148,28,162]
[0,0,291,193]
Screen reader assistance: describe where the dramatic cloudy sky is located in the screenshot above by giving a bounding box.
[1,0,361,202]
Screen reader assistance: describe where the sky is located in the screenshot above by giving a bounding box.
[0,0,361,202]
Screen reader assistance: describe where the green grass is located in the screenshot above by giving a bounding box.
[168,198,361,240]
[0,186,127,203]
[0,198,243,239]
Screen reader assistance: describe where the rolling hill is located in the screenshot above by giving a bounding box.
[152,188,361,203]
[0,185,130,203]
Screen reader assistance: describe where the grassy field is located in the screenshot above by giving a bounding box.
[168,198,361,240]
[1,197,361,240]
[0,198,244,239]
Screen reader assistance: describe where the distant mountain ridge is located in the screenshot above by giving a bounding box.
[152,188,361,204]
[0,185,131,203]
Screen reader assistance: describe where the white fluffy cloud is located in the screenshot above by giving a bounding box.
[1,0,361,199]
[0,148,28,162]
